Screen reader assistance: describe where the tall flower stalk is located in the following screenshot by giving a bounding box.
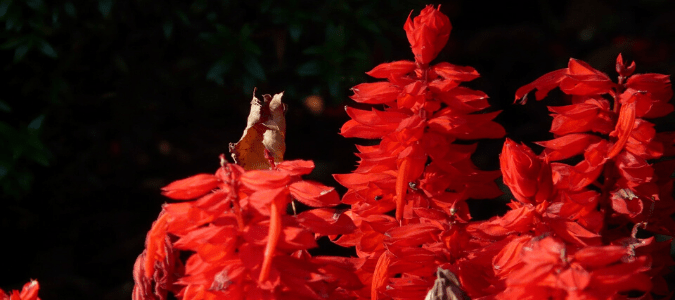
[334,5,504,299]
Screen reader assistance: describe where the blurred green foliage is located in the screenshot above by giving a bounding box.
[0,0,425,199]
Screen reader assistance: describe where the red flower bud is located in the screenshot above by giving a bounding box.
[500,139,553,204]
[404,5,452,65]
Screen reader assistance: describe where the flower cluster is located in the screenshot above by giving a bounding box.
[132,156,361,299]
[130,4,675,300]
[0,280,40,300]
[456,55,675,299]
[334,4,505,299]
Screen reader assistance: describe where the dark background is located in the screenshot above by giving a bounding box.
[2,0,675,298]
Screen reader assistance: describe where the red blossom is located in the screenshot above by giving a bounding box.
[500,139,553,205]
[0,280,40,300]
[404,5,452,65]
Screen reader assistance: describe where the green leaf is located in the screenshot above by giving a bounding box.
[0,36,27,50]
[38,40,57,58]
[0,163,8,179]
[98,0,113,17]
[27,114,45,131]
[0,101,11,112]
[0,0,12,18]
[302,46,322,55]
[241,75,255,95]
[14,44,30,62]
[64,2,76,17]
[289,24,302,42]
[243,56,266,81]
[25,0,43,11]
[328,79,340,98]
[175,9,191,26]
[163,22,173,39]
[296,61,320,76]
[206,60,230,85]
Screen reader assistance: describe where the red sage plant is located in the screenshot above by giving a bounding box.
[131,4,675,300]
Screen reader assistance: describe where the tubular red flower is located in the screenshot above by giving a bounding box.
[404,5,452,65]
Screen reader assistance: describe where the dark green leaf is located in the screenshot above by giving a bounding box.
[163,22,173,39]
[206,60,230,85]
[14,44,30,62]
[0,0,12,18]
[243,56,266,81]
[289,24,302,42]
[0,101,11,112]
[296,61,320,76]
[27,114,45,131]
[0,36,27,50]
[38,40,57,58]
[98,0,112,17]
[25,0,43,11]
[64,2,76,17]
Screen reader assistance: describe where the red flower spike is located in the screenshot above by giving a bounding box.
[404,5,452,65]
[161,173,220,200]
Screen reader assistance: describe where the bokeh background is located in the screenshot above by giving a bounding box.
[2,0,675,298]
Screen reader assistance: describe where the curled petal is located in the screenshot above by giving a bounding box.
[239,170,290,190]
[275,160,315,176]
[289,180,340,207]
[296,208,356,236]
[366,60,416,79]
[515,69,567,104]
[350,82,401,104]
[161,174,220,200]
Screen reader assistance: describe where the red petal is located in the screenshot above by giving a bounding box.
[289,180,340,207]
[275,159,315,176]
[573,245,627,267]
[431,62,479,82]
[239,170,290,190]
[296,208,356,236]
[248,187,289,216]
[350,82,401,104]
[19,280,39,300]
[515,68,567,103]
[537,134,603,161]
[161,174,220,200]
[384,223,442,247]
[366,60,416,79]
[371,251,392,300]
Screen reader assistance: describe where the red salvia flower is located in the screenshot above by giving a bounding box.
[0,280,40,300]
[133,157,360,299]
[335,4,505,299]
[128,6,675,300]
[515,54,674,226]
